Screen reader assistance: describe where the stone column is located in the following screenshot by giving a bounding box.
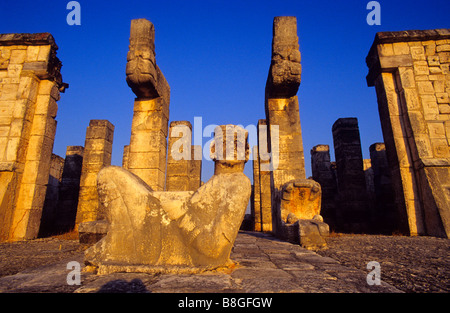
[257,119,272,232]
[188,145,202,191]
[39,154,65,236]
[54,145,84,233]
[310,145,338,229]
[0,33,67,241]
[126,19,170,191]
[75,120,114,227]
[332,118,370,233]
[252,146,262,231]
[366,29,450,238]
[166,121,191,191]
[265,16,305,191]
[369,142,397,233]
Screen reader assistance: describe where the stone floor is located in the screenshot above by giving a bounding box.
[0,231,402,293]
[316,234,450,293]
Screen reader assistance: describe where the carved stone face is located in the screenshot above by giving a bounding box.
[210,125,249,174]
[266,16,302,98]
[125,19,159,99]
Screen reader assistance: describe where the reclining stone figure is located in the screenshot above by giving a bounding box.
[85,125,251,274]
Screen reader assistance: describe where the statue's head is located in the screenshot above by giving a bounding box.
[210,125,249,174]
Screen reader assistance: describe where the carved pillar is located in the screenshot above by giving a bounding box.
[126,19,170,191]
[265,16,305,193]
[39,154,65,236]
[252,146,262,231]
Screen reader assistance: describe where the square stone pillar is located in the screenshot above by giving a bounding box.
[311,145,338,229]
[55,145,84,233]
[257,119,273,232]
[122,145,129,169]
[188,145,202,191]
[75,120,114,227]
[332,118,370,233]
[0,33,67,241]
[366,29,450,237]
[126,19,170,191]
[166,121,192,191]
[369,142,397,233]
[251,146,262,231]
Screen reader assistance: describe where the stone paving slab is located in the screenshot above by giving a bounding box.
[0,231,401,293]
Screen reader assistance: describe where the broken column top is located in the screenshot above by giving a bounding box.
[66,146,84,154]
[266,16,301,98]
[332,117,359,132]
[129,18,155,51]
[273,16,298,43]
[89,119,115,129]
[311,145,330,153]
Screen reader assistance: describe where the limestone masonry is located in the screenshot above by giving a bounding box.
[366,29,450,238]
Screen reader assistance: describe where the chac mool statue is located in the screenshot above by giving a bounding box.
[85,125,251,274]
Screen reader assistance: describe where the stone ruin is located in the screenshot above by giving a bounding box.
[310,119,397,234]
[254,16,329,249]
[0,33,67,241]
[0,17,449,273]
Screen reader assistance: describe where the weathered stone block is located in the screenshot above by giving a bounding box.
[78,220,108,245]
[393,42,410,55]
[265,16,301,98]
[297,218,329,250]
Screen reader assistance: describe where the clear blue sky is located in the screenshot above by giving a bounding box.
[1,0,449,182]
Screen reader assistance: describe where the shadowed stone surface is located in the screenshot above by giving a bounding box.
[366,29,450,238]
